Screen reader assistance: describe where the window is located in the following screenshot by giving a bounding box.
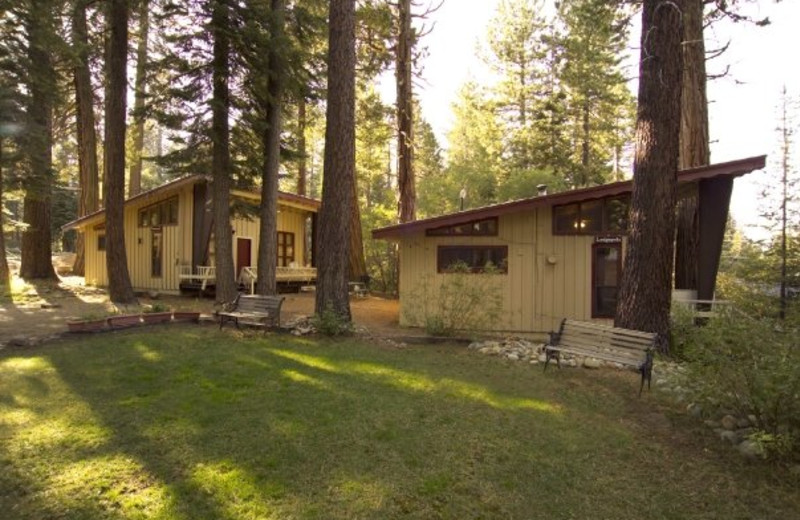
[426,217,498,236]
[592,243,621,318]
[97,234,106,251]
[139,197,179,228]
[277,231,295,267]
[151,229,163,278]
[437,246,508,273]
[553,196,630,235]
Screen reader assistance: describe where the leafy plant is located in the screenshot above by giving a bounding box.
[403,260,504,336]
[673,311,800,459]
[145,303,170,313]
[311,305,354,336]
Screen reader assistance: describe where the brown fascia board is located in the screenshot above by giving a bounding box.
[371,154,766,240]
[62,174,321,230]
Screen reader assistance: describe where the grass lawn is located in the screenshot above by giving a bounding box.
[1,327,798,519]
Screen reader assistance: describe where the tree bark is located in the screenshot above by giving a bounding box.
[615,0,684,351]
[0,138,10,289]
[20,0,57,281]
[395,0,415,222]
[104,0,137,303]
[674,0,709,290]
[128,0,149,197]
[71,0,99,277]
[296,94,307,196]
[211,0,237,304]
[315,0,356,320]
[256,0,286,296]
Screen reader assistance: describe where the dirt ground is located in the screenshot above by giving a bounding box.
[0,264,410,346]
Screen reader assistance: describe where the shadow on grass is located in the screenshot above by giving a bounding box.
[1,327,799,519]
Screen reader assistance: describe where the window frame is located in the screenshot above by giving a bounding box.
[277,231,295,267]
[553,196,630,236]
[591,242,622,319]
[97,234,106,252]
[138,196,179,228]
[151,228,163,278]
[426,217,499,237]
[436,245,509,274]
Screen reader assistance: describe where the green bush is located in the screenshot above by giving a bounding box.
[311,305,354,337]
[674,312,800,459]
[403,260,504,336]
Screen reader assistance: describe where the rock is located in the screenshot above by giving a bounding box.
[529,359,538,365]
[564,359,577,368]
[583,358,601,369]
[736,417,751,428]
[721,415,738,431]
[507,353,520,361]
[687,403,703,418]
[704,419,721,429]
[40,303,62,309]
[737,440,765,459]
[748,415,759,426]
[147,291,160,300]
[468,341,482,350]
[538,353,548,363]
[720,430,740,444]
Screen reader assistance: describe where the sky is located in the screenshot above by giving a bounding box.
[381,0,800,238]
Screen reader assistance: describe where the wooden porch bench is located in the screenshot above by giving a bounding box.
[543,319,658,395]
[218,294,285,330]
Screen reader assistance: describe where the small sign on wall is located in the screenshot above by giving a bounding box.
[594,236,622,244]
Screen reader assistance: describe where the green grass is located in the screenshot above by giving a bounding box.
[1,327,798,519]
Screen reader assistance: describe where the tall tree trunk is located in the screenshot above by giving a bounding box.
[674,0,709,290]
[71,0,99,277]
[256,0,286,296]
[20,0,57,281]
[104,0,136,303]
[211,0,237,304]
[128,0,149,197]
[616,0,684,351]
[396,0,415,223]
[0,138,10,289]
[349,177,366,280]
[315,0,356,319]
[296,94,307,196]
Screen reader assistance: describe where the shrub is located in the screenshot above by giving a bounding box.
[311,305,354,337]
[673,312,800,459]
[403,260,504,336]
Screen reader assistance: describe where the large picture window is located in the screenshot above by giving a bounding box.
[437,246,508,274]
[427,217,498,237]
[139,197,179,228]
[151,229,163,278]
[592,243,621,318]
[553,196,629,235]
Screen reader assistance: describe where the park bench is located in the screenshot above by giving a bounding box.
[217,294,285,330]
[543,318,658,395]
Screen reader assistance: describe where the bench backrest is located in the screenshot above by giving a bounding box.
[236,295,284,314]
[558,319,656,363]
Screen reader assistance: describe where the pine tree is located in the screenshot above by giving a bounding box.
[315,0,356,320]
[615,0,684,351]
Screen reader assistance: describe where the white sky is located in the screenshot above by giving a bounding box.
[381,0,800,237]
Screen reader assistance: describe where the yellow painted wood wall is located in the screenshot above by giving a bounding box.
[83,184,313,293]
[398,207,625,333]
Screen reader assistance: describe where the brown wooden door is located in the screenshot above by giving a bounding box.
[236,238,252,279]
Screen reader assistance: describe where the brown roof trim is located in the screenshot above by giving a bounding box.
[372,155,766,240]
[62,175,321,230]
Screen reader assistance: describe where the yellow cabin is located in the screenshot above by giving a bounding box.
[63,175,320,294]
[373,156,766,335]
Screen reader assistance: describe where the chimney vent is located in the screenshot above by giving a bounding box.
[536,184,548,196]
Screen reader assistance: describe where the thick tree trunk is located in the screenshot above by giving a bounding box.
[211,0,237,304]
[0,139,10,289]
[20,1,57,281]
[128,0,149,197]
[256,0,286,296]
[615,0,684,351]
[315,0,356,320]
[349,177,367,280]
[296,94,307,196]
[674,0,709,290]
[104,0,137,303]
[396,0,415,223]
[71,0,99,277]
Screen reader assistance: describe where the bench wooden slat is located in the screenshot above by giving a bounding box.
[544,318,657,395]
[218,294,285,330]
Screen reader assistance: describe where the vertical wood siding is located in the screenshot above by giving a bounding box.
[82,186,313,292]
[398,207,624,333]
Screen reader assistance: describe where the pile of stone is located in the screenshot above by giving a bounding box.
[283,315,316,336]
[467,338,606,368]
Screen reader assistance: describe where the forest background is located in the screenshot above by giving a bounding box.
[0,0,796,299]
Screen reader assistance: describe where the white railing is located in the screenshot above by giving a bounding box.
[241,265,318,294]
[177,265,217,291]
